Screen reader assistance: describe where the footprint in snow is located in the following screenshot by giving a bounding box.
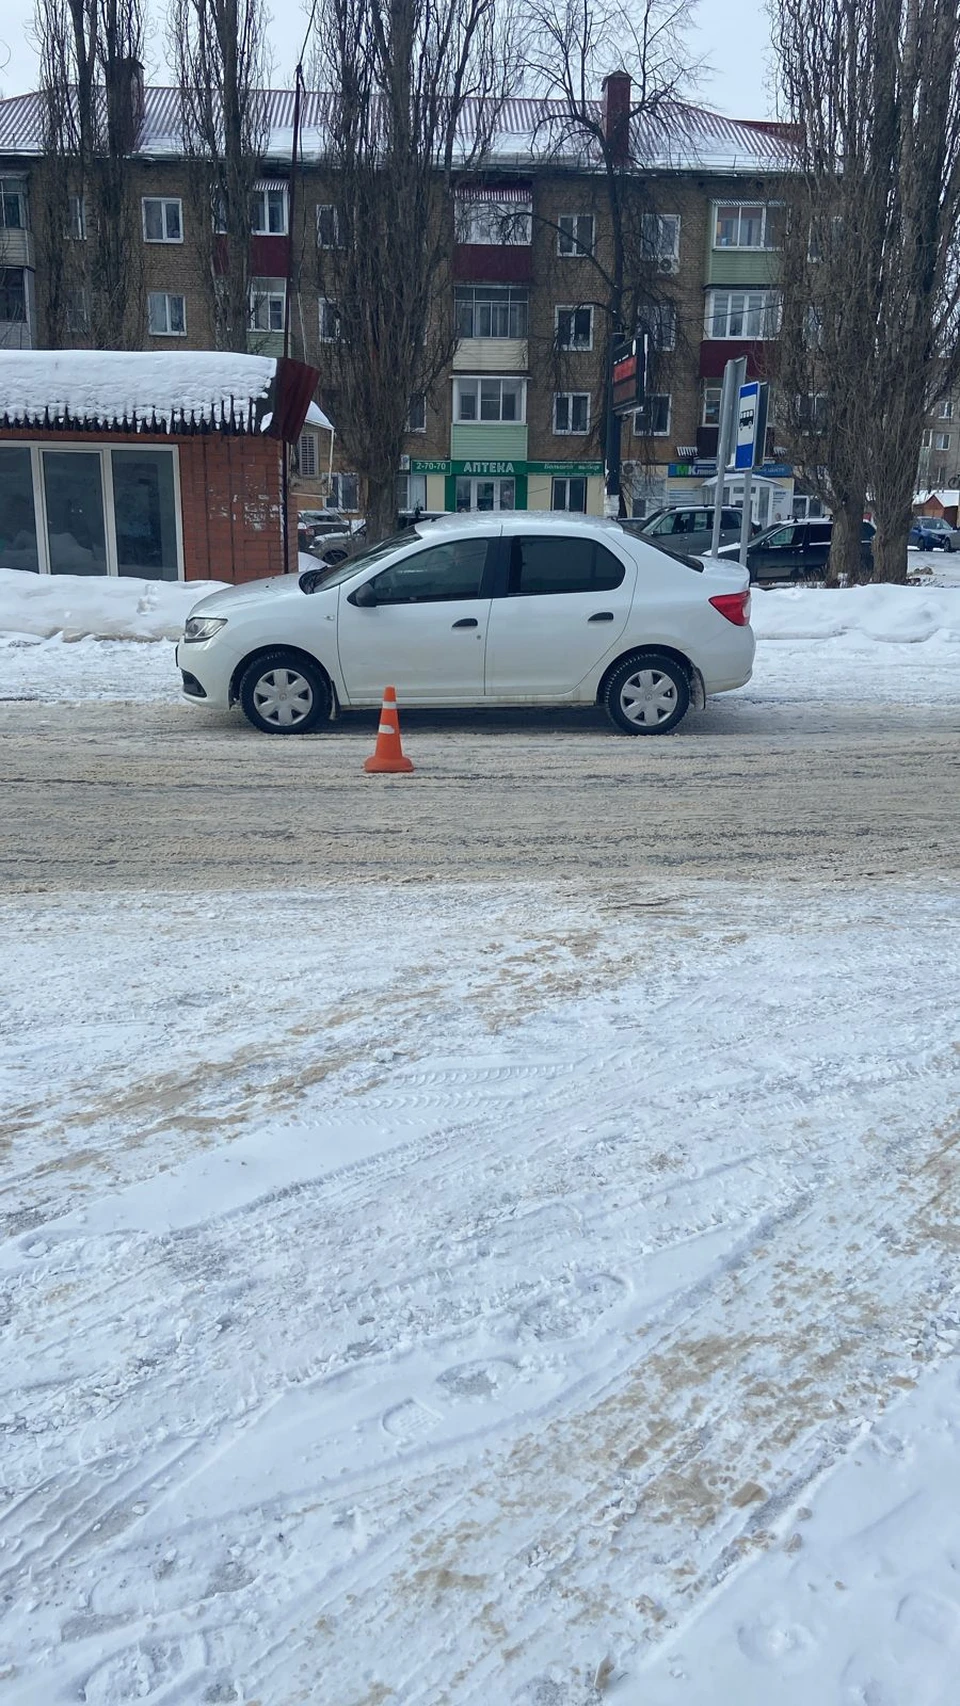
[381,1397,441,1444]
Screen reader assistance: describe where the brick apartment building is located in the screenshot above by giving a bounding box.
[0,75,802,553]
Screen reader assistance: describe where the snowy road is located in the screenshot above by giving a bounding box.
[2,576,960,1703]
[1,881,959,1704]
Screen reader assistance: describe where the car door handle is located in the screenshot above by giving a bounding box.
[588,611,615,622]
[452,617,479,628]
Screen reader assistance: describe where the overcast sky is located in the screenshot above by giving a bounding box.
[0,0,777,121]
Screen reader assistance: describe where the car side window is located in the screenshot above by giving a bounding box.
[509,537,625,595]
[721,509,741,528]
[367,539,488,604]
[807,524,833,546]
[650,514,676,534]
[692,510,712,531]
[765,526,796,548]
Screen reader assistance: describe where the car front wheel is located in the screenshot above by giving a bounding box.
[238,649,331,735]
[604,653,691,735]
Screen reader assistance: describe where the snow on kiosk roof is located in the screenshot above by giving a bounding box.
[0,350,331,440]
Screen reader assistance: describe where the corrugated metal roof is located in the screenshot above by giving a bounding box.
[0,84,795,173]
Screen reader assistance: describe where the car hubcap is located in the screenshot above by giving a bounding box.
[620,668,678,727]
[253,668,313,727]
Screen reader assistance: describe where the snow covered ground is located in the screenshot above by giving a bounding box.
[1,881,959,1704]
[2,565,960,1704]
[1,559,960,711]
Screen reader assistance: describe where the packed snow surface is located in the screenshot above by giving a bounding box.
[1,879,959,1704]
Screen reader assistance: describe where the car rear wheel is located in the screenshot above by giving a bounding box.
[604,653,691,736]
[238,650,331,735]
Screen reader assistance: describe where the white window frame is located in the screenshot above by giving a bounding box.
[551,475,588,512]
[921,429,933,449]
[147,291,186,336]
[328,472,360,511]
[556,304,593,351]
[553,392,591,434]
[316,204,341,248]
[142,196,183,244]
[453,375,526,424]
[406,393,427,433]
[11,439,184,580]
[249,279,286,332]
[557,213,595,257]
[0,176,27,230]
[705,289,781,340]
[938,400,955,420]
[633,394,671,436]
[67,194,86,240]
[319,298,341,343]
[637,303,676,351]
[250,184,288,236]
[935,430,952,451]
[701,384,723,426]
[455,285,529,340]
[641,213,680,272]
[298,432,319,478]
[713,200,782,250]
[397,470,428,511]
[455,198,532,246]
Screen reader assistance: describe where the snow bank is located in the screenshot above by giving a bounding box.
[0,567,229,641]
[751,581,960,643]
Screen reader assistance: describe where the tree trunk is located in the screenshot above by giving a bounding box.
[825,491,865,585]
[366,475,398,544]
[872,515,910,582]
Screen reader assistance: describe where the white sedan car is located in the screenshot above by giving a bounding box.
[176,514,754,736]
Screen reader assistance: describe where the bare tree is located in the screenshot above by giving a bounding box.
[168,0,269,352]
[310,0,514,541]
[522,0,698,512]
[34,0,145,347]
[773,0,960,583]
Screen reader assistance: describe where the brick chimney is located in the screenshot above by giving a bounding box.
[602,70,631,167]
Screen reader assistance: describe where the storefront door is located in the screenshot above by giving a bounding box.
[455,476,515,513]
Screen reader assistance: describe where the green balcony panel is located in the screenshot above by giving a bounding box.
[450,423,528,462]
[705,250,780,287]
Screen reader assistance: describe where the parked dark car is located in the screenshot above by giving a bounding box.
[909,516,960,551]
[717,518,875,583]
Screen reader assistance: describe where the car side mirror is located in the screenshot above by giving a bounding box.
[349,580,378,608]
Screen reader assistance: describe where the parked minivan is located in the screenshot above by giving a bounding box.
[630,505,756,559]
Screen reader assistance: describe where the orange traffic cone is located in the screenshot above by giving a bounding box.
[364,685,414,774]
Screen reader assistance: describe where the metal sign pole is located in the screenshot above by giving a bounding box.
[738,465,754,566]
[709,357,746,557]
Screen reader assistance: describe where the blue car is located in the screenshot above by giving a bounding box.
[910,516,960,550]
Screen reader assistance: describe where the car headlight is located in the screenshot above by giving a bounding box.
[182,615,227,642]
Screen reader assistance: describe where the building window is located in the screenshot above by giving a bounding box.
[319,299,341,342]
[142,197,182,243]
[921,429,933,448]
[455,285,528,340]
[0,178,26,230]
[798,393,828,432]
[641,213,680,271]
[316,204,341,248]
[406,393,427,432]
[67,194,86,240]
[397,471,428,512]
[0,267,27,323]
[702,385,722,426]
[454,375,525,423]
[0,444,182,579]
[553,392,590,434]
[65,287,90,335]
[633,394,671,435]
[249,279,285,332]
[557,214,595,257]
[250,184,288,235]
[328,472,359,511]
[147,291,186,336]
[636,303,676,350]
[556,305,593,350]
[298,432,319,478]
[705,289,781,339]
[935,431,952,451]
[0,445,39,571]
[551,476,588,513]
[455,196,532,245]
[713,201,782,250]
[939,400,955,420]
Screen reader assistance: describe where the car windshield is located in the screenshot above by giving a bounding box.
[299,530,420,591]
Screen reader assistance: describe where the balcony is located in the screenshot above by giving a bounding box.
[452,338,527,373]
[699,340,776,380]
[0,229,34,268]
[453,243,533,283]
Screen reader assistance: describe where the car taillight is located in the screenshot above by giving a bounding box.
[709,591,751,626]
